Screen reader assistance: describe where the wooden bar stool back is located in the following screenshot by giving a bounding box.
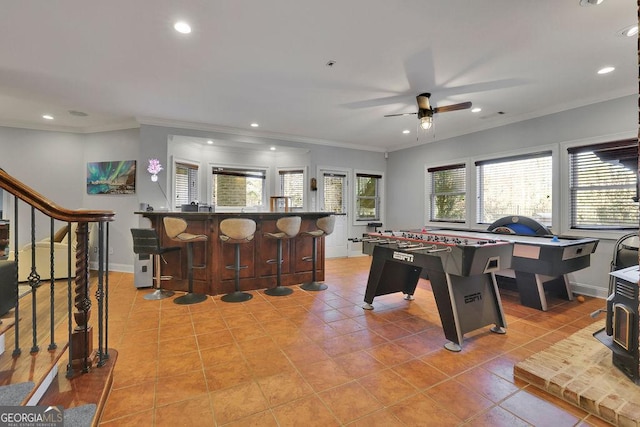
[163,217,209,305]
[130,228,180,300]
[264,216,301,296]
[300,215,335,291]
[219,218,256,303]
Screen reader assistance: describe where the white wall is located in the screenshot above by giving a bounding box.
[82,128,141,271]
[386,95,637,297]
[0,126,85,255]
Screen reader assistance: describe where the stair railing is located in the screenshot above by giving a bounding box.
[0,168,114,377]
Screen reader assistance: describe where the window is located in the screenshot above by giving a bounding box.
[476,152,552,225]
[212,167,266,209]
[428,163,466,222]
[174,162,199,208]
[278,169,304,209]
[324,172,346,213]
[568,139,638,229]
[355,173,381,221]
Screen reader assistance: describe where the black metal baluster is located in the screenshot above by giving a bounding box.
[48,217,57,351]
[104,222,109,360]
[29,207,39,354]
[12,197,20,357]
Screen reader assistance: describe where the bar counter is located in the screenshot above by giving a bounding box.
[138,211,330,296]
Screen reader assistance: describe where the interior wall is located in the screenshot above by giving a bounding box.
[0,126,85,253]
[82,128,141,271]
[385,95,637,296]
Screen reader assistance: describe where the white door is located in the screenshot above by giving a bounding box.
[319,169,348,258]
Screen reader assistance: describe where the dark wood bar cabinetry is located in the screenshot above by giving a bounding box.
[138,212,330,296]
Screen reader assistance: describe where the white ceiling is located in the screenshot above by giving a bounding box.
[0,0,636,152]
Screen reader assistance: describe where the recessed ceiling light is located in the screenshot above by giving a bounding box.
[270,146,276,151]
[597,66,615,74]
[619,24,639,37]
[207,140,213,145]
[174,21,192,34]
[42,114,54,120]
[579,0,604,6]
[471,107,482,113]
[250,123,259,127]
[402,130,410,134]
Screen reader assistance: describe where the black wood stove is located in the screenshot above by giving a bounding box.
[594,265,640,383]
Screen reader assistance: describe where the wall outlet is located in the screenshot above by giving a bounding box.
[108,247,114,255]
[93,246,98,254]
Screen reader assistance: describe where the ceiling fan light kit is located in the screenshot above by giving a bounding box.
[384,92,471,132]
[420,116,433,130]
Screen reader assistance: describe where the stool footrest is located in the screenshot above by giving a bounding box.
[225,264,249,270]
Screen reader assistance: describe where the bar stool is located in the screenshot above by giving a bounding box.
[163,217,208,305]
[264,216,301,297]
[300,215,335,291]
[130,228,180,300]
[219,218,256,303]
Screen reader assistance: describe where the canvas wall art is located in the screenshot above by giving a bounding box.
[87,160,136,195]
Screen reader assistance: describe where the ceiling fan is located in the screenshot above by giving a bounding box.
[384,92,472,130]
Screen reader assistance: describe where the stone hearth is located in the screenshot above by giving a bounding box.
[515,320,640,426]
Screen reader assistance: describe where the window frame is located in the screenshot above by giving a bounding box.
[567,138,638,231]
[560,133,638,239]
[209,164,270,212]
[473,147,558,228]
[353,169,383,225]
[172,159,200,209]
[277,167,306,210]
[426,162,467,224]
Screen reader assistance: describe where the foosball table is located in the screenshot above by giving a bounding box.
[359,230,513,352]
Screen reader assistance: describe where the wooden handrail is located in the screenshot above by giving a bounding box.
[0,168,114,222]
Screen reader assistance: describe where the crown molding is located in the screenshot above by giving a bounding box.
[135,116,387,153]
[0,119,139,134]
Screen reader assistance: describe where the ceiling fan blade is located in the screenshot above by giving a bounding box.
[384,112,417,117]
[433,101,472,114]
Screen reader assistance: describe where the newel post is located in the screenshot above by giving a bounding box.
[70,221,93,372]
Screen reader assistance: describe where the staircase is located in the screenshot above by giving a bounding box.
[0,168,115,426]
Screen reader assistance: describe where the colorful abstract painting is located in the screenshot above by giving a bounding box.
[87,160,136,194]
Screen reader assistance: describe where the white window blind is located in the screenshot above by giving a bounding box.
[175,163,199,208]
[476,152,552,225]
[279,169,304,208]
[428,163,466,222]
[568,140,638,229]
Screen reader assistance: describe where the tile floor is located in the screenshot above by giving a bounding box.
[99,256,612,426]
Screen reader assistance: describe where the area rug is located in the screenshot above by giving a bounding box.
[515,320,640,426]
[0,382,34,406]
[64,403,96,427]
